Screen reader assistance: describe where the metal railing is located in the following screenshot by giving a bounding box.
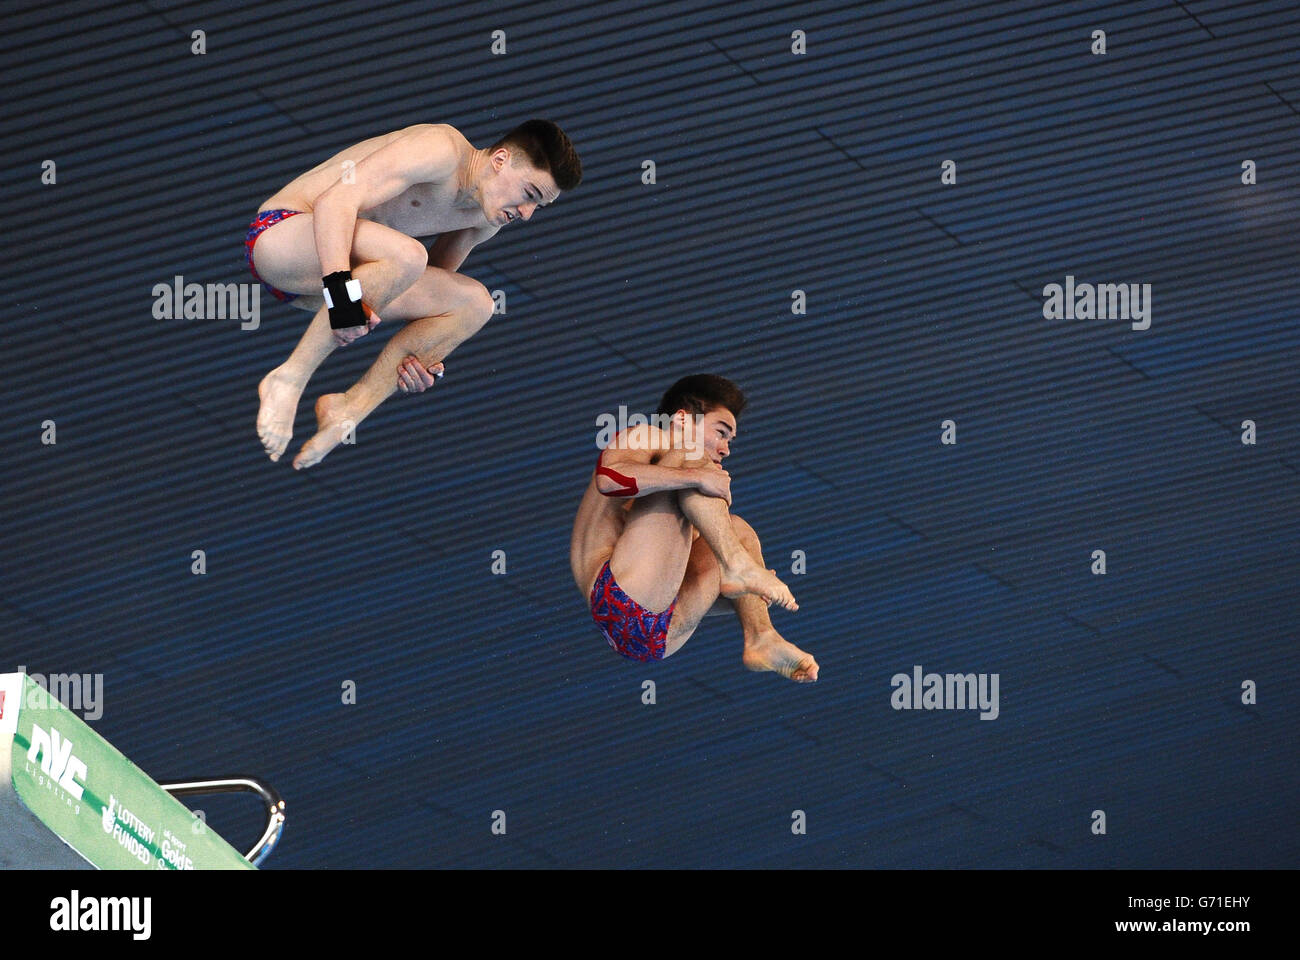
[158,776,286,867]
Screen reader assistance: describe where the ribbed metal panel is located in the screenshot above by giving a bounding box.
[2,0,1297,867]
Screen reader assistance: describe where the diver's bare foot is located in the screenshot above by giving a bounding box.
[256,367,304,462]
[743,630,818,682]
[719,561,798,611]
[292,393,355,470]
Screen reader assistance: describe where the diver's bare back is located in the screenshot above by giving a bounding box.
[257,123,489,238]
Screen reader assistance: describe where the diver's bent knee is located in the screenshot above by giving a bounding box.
[453,283,495,338]
[729,513,761,550]
[394,237,430,285]
[686,456,724,471]
[464,283,495,324]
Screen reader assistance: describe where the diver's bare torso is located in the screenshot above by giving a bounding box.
[256,123,492,238]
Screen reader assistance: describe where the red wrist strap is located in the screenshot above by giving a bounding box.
[596,450,638,496]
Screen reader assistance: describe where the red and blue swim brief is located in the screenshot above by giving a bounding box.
[589,559,676,662]
[244,209,302,303]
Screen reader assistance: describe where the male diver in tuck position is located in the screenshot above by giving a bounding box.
[248,119,581,468]
[570,375,818,682]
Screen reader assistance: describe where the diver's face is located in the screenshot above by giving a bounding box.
[677,407,736,463]
[484,149,559,227]
[699,407,737,463]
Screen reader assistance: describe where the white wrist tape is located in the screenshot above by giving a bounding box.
[321,279,364,309]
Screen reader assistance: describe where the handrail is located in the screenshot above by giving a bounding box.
[157,776,286,867]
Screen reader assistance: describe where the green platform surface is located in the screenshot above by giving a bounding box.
[1,673,252,870]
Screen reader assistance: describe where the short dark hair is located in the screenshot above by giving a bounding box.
[491,119,582,190]
[656,374,747,420]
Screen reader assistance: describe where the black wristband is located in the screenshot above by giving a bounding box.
[322,270,368,330]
